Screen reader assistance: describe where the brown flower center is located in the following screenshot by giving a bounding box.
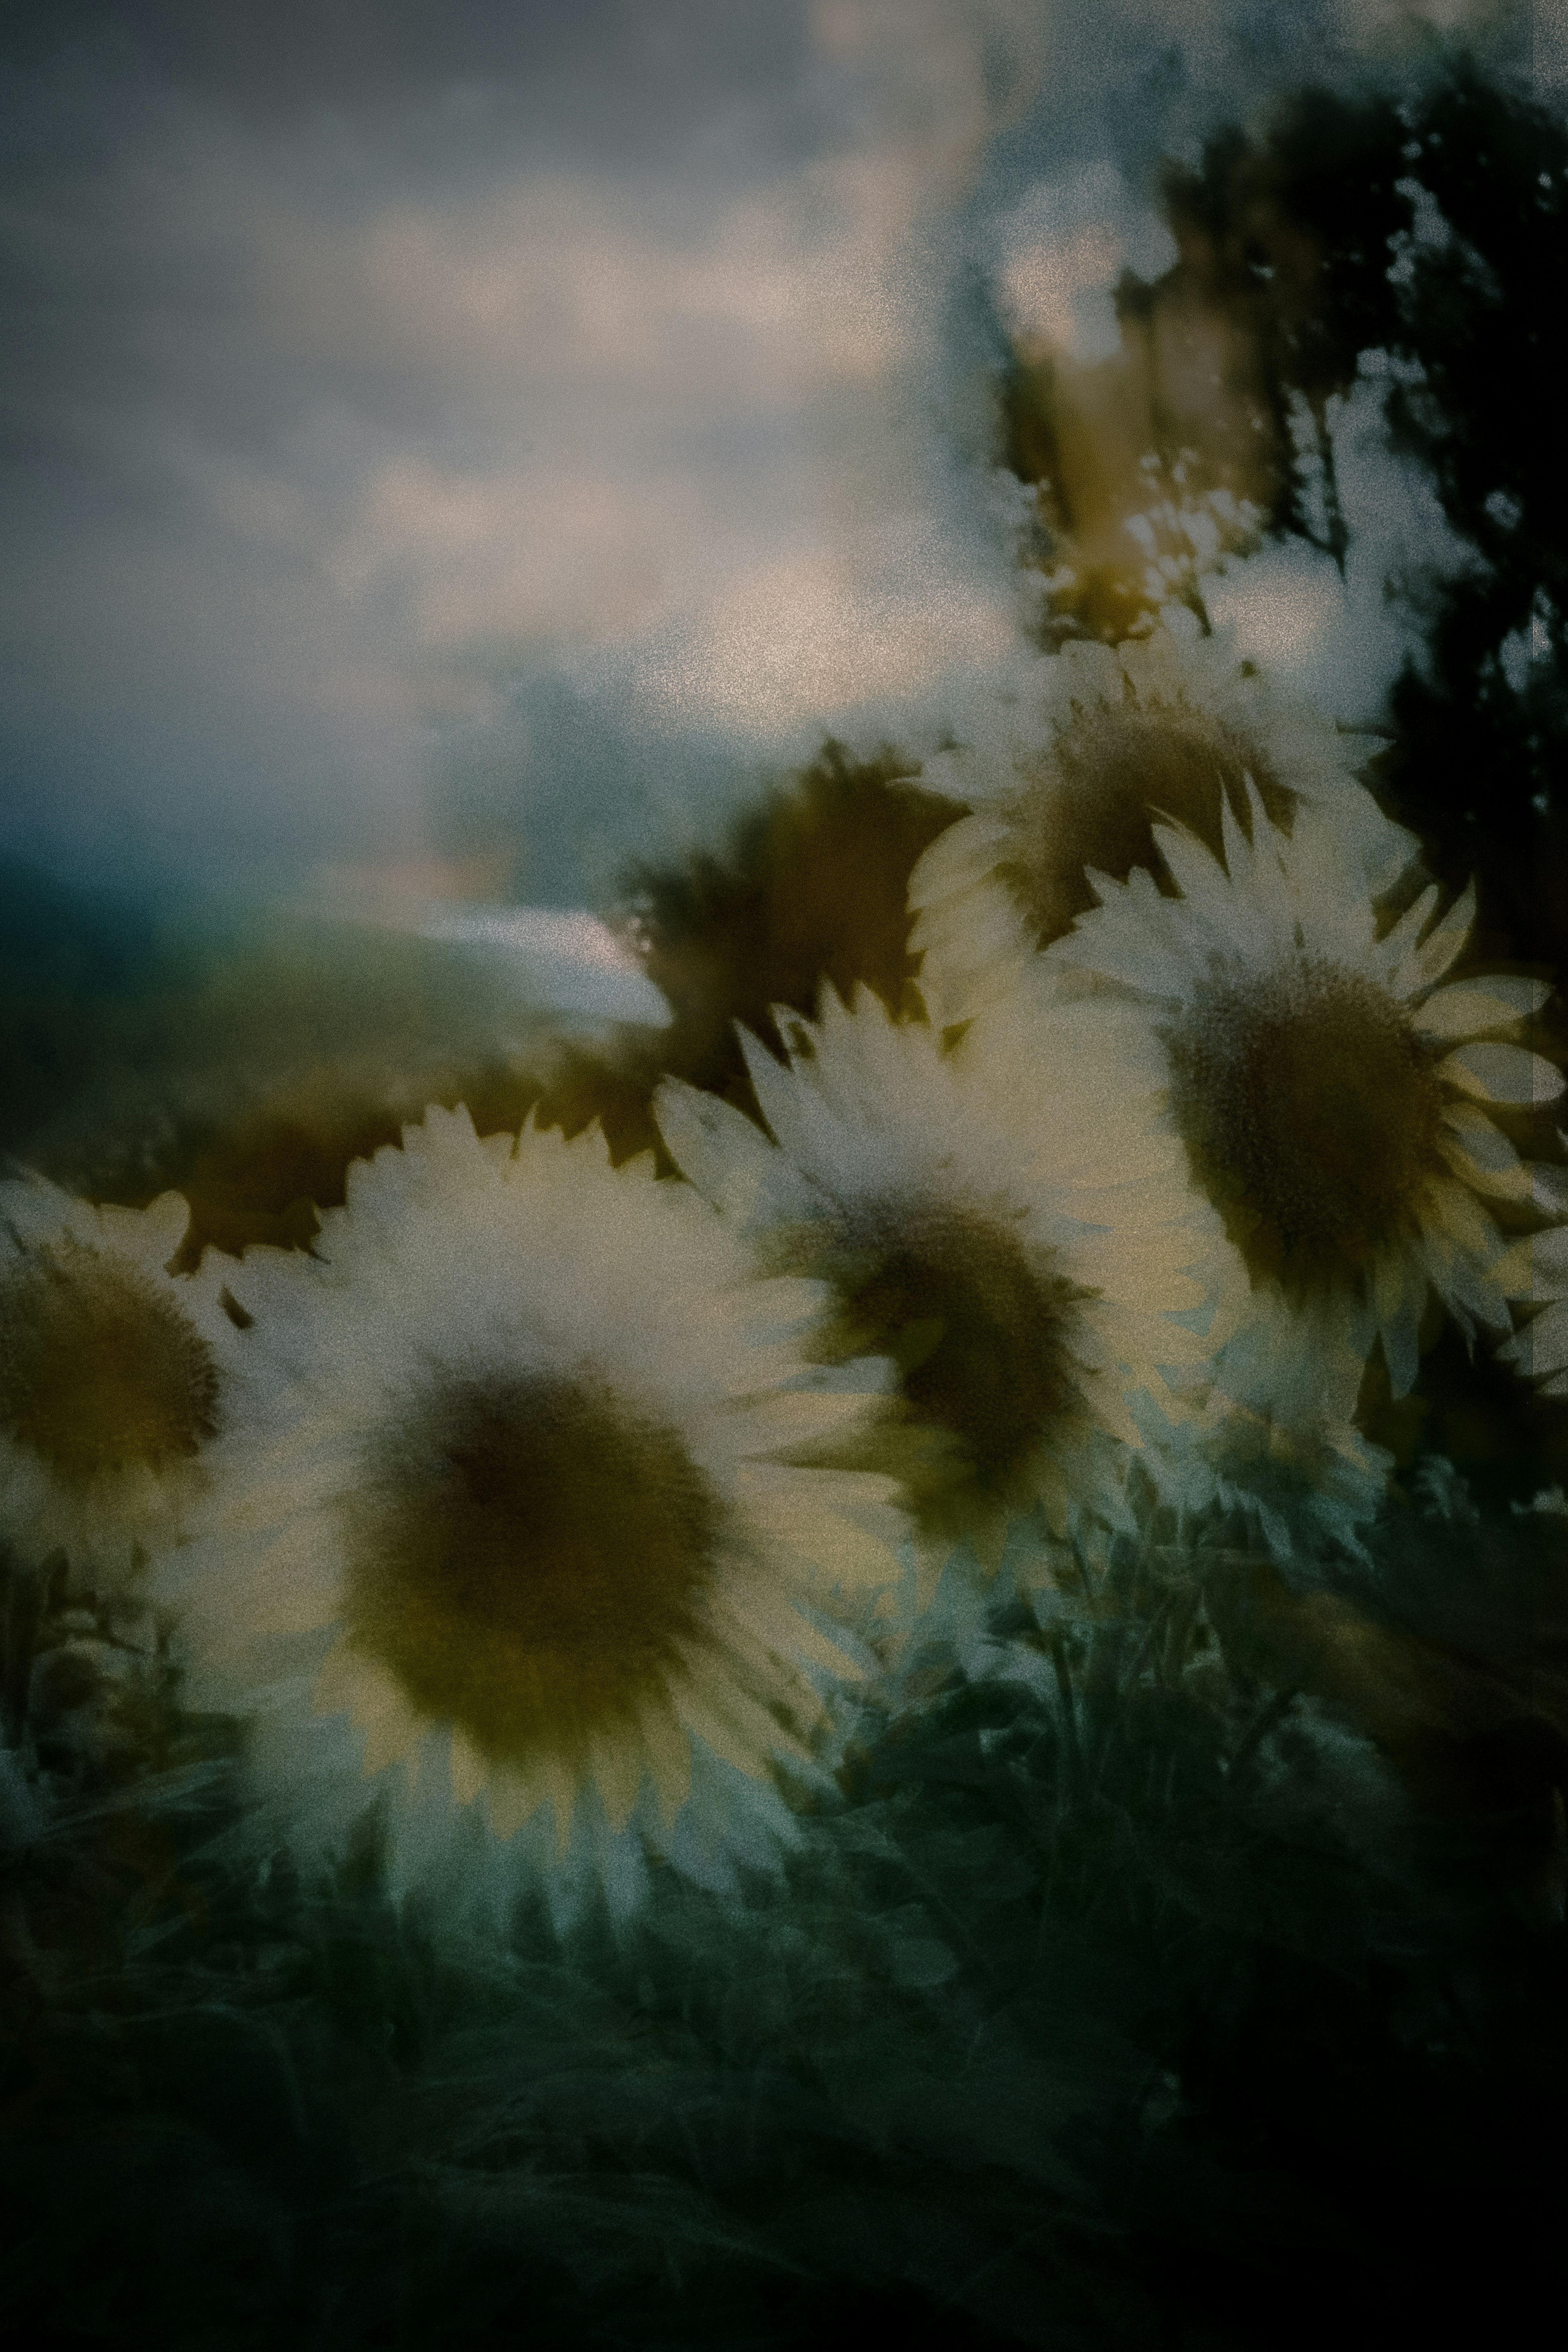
[0,1239,221,1485]
[824,1202,1084,1534]
[1163,958,1447,1291]
[1001,695,1299,947]
[344,1373,721,1768]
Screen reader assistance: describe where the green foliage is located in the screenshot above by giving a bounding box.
[4,1481,1566,2346]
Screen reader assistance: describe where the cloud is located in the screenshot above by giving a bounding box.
[0,0,1533,906]
[991,162,1178,362]
[1,5,1049,894]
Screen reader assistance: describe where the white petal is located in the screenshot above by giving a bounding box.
[1151,819,1227,908]
[1496,1224,1568,1298]
[1376,884,1441,982]
[1423,1177,1500,1262]
[735,1024,802,1151]
[654,1078,775,1218]
[1414,978,1553,1039]
[107,1189,194,1263]
[1406,881,1477,993]
[1440,1044,1564,1106]
[1437,1103,1529,1198]
[1503,1300,1568,1382]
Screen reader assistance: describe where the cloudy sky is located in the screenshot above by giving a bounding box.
[0,0,1540,915]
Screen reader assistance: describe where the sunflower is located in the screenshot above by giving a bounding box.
[907,625,1418,1027]
[156,1105,906,1917]
[654,983,1208,1582]
[1046,793,1560,1401]
[0,1174,243,1586]
[1148,1381,1397,1563]
[1494,1153,1568,1396]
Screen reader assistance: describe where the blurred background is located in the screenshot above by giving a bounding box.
[3,0,1561,1206]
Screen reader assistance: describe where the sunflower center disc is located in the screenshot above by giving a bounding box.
[347,1373,719,1766]
[0,1241,221,1484]
[830,1203,1080,1512]
[1163,958,1446,1289]
[1004,699,1298,947]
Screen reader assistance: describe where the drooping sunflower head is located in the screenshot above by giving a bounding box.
[808,1187,1092,1546]
[0,1183,236,1579]
[1162,954,1448,1297]
[998,677,1301,953]
[908,630,1413,1026]
[1164,1379,1396,1564]
[657,985,1206,1572]
[1051,799,1562,1396]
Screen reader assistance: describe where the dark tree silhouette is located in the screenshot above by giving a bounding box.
[1002,60,1568,971]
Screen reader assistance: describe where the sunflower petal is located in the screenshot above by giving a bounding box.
[1501,1300,1568,1384]
[1437,1102,1530,1198]
[1497,1224,1568,1298]
[1408,881,1477,991]
[654,1077,776,1218]
[1374,884,1440,980]
[1415,978,1553,1039]
[1440,1043,1564,1106]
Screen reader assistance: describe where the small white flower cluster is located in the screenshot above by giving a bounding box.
[2,625,1561,1921]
